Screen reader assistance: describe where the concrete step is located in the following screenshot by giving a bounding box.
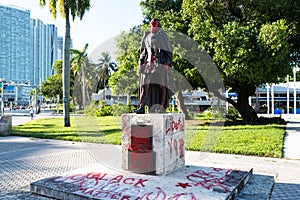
[237,174,274,200]
[0,171,275,200]
[30,164,253,200]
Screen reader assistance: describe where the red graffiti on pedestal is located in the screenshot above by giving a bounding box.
[47,173,148,199]
[171,193,196,199]
[168,138,185,159]
[185,168,244,193]
[165,117,184,135]
[129,151,155,172]
[45,172,198,200]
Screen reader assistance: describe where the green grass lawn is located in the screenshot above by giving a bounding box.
[12,116,286,158]
[185,121,285,158]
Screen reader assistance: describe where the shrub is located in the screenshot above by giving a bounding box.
[226,107,240,120]
[200,106,225,119]
[84,104,136,117]
[112,104,135,116]
[84,104,99,116]
[98,106,113,116]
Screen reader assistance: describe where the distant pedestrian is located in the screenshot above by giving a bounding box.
[30,106,34,120]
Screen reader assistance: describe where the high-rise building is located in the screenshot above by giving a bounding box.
[57,36,63,60]
[0,4,60,105]
[30,19,58,86]
[0,4,31,83]
[57,36,73,61]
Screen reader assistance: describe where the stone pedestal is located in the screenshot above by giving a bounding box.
[0,115,12,136]
[122,113,185,175]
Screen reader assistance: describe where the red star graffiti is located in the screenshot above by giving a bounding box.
[176,182,192,189]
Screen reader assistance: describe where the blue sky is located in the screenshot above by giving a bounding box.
[0,0,143,53]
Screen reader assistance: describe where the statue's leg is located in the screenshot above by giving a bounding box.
[136,84,150,114]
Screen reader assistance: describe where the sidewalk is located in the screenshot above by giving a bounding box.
[259,113,300,160]
[282,116,300,159]
[0,137,299,199]
[0,112,299,199]
[10,109,60,126]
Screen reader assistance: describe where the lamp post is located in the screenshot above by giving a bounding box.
[81,62,86,109]
[293,67,300,114]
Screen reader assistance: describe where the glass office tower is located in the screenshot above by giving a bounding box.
[0,4,59,105]
[0,4,31,82]
[30,19,58,87]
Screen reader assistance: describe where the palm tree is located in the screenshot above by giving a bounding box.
[70,44,89,109]
[39,0,91,127]
[97,51,117,92]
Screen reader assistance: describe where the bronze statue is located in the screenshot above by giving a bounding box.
[136,18,175,114]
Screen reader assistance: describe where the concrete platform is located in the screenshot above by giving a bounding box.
[30,163,252,200]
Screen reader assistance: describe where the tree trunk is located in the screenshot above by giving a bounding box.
[82,62,86,109]
[235,87,258,122]
[175,91,191,120]
[63,9,71,127]
[211,85,258,122]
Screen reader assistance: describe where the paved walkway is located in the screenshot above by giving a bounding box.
[282,117,300,159]
[259,114,300,160]
[0,111,299,199]
[0,136,99,199]
[10,109,60,126]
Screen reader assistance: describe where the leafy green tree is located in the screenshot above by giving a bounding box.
[140,0,299,121]
[39,0,91,127]
[41,60,79,107]
[140,0,183,23]
[108,28,141,105]
[41,60,63,100]
[41,74,62,100]
[181,0,299,121]
[29,89,35,99]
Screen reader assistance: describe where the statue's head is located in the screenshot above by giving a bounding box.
[150,18,161,33]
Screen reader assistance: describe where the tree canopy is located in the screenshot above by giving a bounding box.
[108,28,142,99]
[135,0,300,121]
[41,61,63,100]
